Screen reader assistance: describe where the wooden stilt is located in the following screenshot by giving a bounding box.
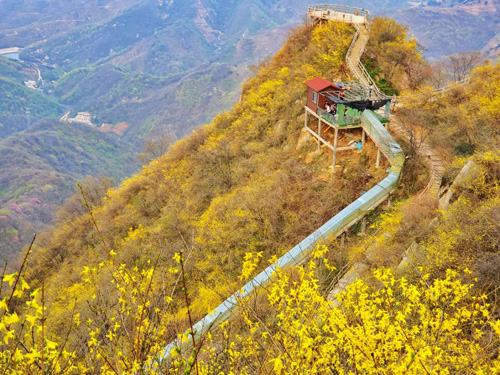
[332,127,339,171]
[385,100,391,118]
[386,196,393,209]
[304,110,308,129]
[317,118,321,151]
[376,148,381,168]
[361,217,366,234]
[340,232,346,247]
[361,128,366,148]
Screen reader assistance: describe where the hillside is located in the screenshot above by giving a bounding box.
[1,6,500,374]
[11,19,386,367]
[2,0,498,264]
[0,0,310,263]
[163,44,500,374]
[0,57,63,138]
[0,15,456,372]
[0,119,138,264]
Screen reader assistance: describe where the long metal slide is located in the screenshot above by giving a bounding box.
[157,4,405,365]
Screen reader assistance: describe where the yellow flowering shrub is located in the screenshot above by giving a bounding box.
[0,257,80,373]
[193,253,500,374]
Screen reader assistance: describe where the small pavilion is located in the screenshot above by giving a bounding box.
[304,77,392,169]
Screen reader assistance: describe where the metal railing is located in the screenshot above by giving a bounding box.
[308,4,369,18]
[318,107,361,126]
[395,77,471,105]
[318,107,337,124]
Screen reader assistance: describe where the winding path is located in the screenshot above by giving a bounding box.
[388,118,446,197]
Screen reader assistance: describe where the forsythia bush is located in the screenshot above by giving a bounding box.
[0,250,81,373]
[0,248,178,374]
[193,246,500,374]
[2,246,500,373]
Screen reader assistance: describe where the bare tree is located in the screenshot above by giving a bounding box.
[428,60,450,89]
[137,126,174,164]
[55,176,114,223]
[405,61,433,91]
[446,51,483,82]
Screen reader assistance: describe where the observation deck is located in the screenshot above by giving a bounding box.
[307,4,369,24]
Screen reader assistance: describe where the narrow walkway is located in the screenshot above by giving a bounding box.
[388,117,446,197]
[347,24,371,87]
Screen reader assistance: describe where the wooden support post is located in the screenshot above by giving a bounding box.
[304,110,308,129]
[385,100,391,118]
[376,148,381,168]
[332,127,339,171]
[317,118,321,151]
[361,128,366,148]
[361,217,366,234]
[386,196,393,210]
[340,232,346,247]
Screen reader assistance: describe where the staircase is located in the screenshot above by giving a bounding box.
[346,24,370,87]
[307,5,389,100]
[388,118,446,197]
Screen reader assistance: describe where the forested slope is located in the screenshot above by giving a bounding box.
[0,119,138,264]
[0,57,63,138]
[30,20,360,327]
[0,20,406,371]
[2,15,500,374]
[167,55,500,375]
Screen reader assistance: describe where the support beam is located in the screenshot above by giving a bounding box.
[304,110,308,129]
[361,128,366,148]
[386,196,393,210]
[376,148,381,168]
[361,217,366,234]
[340,232,346,247]
[336,145,358,152]
[385,99,392,118]
[332,127,339,171]
[304,127,335,151]
[317,118,321,151]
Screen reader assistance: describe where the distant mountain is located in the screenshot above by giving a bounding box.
[24,0,294,74]
[0,118,138,264]
[390,0,499,57]
[3,0,498,61]
[0,0,142,48]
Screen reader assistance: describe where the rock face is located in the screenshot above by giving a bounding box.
[439,160,480,211]
[296,129,312,151]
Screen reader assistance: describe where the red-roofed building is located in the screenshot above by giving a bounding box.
[304,77,342,112]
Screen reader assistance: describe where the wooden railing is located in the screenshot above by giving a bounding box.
[345,23,390,100]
